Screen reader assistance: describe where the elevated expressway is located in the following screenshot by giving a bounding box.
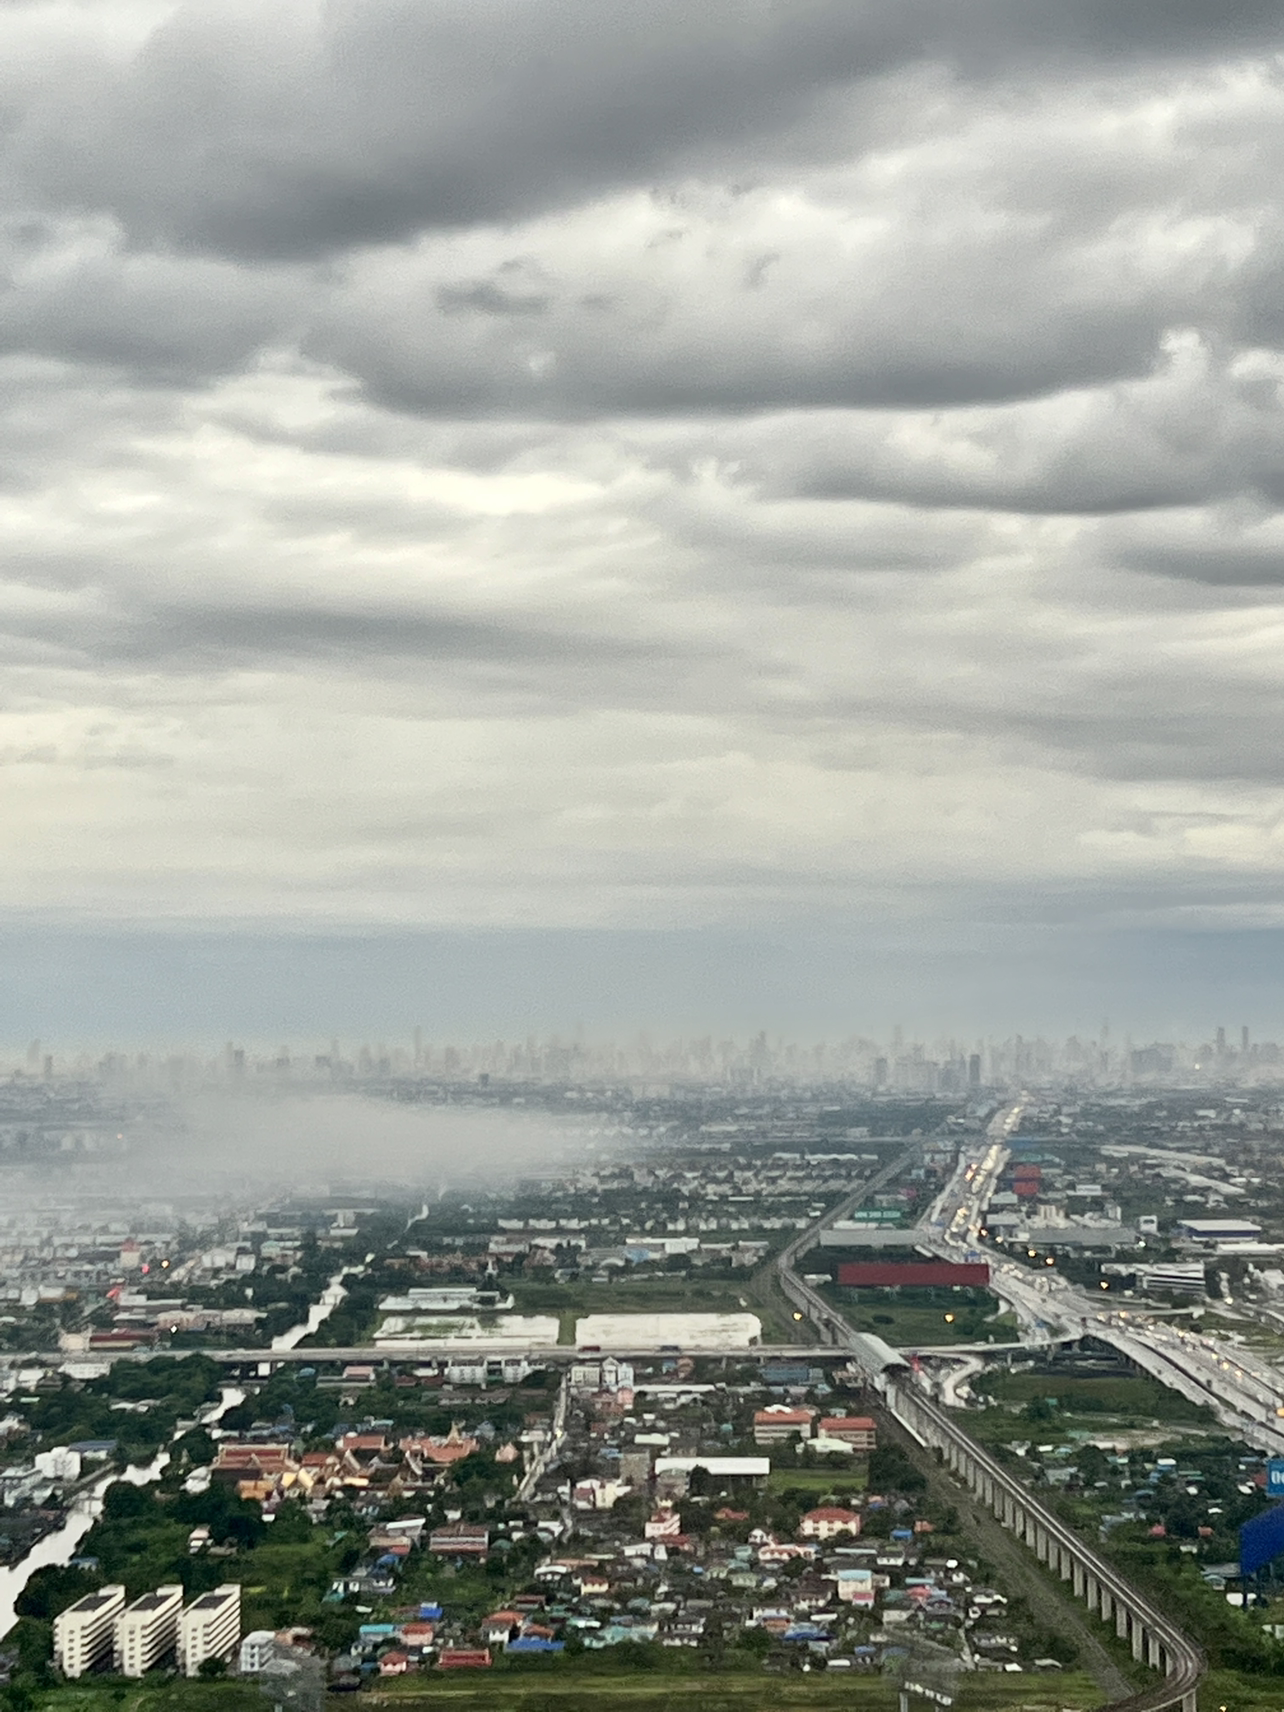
[771,1125,1205,1712]
[924,1104,1284,1453]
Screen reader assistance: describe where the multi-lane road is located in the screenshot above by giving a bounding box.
[924,1102,1284,1454]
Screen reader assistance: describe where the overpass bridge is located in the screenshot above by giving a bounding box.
[1,1342,877,1368]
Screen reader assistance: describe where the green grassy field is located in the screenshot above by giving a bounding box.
[973,1369,1214,1423]
[1200,1669,1284,1709]
[835,1302,1020,1349]
[19,1664,1107,1712]
[371,1668,1105,1710]
[17,1685,265,1712]
[767,1466,868,1496]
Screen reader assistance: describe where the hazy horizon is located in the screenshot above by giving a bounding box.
[3,920,1284,1056]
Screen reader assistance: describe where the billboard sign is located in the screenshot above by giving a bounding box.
[1269,1462,1284,1498]
[1241,1503,1284,1577]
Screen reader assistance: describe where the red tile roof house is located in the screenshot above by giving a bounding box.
[479,1611,521,1647]
[644,1504,683,1540]
[818,1415,877,1449]
[397,1622,438,1650]
[396,1621,436,1650]
[378,1650,413,1675]
[798,1506,862,1541]
[428,1522,489,1560]
[752,1406,816,1445]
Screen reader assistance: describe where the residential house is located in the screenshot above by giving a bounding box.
[479,1611,521,1647]
[818,1415,877,1449]
[644,1504,683,1540]
[752,1406,815,1445]
[428,1521,489,1560]
[798,1506,861,1541]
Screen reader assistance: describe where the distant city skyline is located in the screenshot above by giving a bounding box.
[8,1008,1284,1090]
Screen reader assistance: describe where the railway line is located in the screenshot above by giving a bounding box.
[769,1135,1205,1712]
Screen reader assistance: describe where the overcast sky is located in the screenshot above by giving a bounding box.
[6,1,1284,1043]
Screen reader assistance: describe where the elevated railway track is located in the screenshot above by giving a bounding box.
[770,1140,1205,1712]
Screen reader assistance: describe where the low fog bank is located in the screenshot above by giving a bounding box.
[151,1090,597,1200]
[0,1091,606,1211]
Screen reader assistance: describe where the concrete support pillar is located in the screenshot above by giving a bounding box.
[1147,1634,1162,1671]
[1116,1604,1129,1642]
[1131,1619,1145,1663]
[1072,1560,1086,1599]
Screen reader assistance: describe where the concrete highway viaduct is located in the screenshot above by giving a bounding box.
[774,1194,1206,1711]
[886,1377,1204,1712]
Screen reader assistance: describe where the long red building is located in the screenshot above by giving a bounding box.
[836,1261,991,1288]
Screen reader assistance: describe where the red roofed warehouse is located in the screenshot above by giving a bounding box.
[835,1261,990,1288]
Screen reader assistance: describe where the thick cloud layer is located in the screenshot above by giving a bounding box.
[5,0,1284,1026]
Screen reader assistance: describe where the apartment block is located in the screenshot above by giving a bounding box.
[53,1585,126,1678]
[751,1406,815,1445]
[177,1583,241,1677]
[239,1630,278,1673]
[818,1415,878,1450]
[115,1584,183,1677]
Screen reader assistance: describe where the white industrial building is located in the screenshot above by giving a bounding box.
[573,1312,761,1350]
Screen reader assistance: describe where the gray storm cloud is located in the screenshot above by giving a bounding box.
[5,0,1284,1027]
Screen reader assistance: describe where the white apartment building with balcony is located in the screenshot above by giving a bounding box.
[115,1584,183,1676]
[53,1585,125,1678]
[177,1583,241,1676]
